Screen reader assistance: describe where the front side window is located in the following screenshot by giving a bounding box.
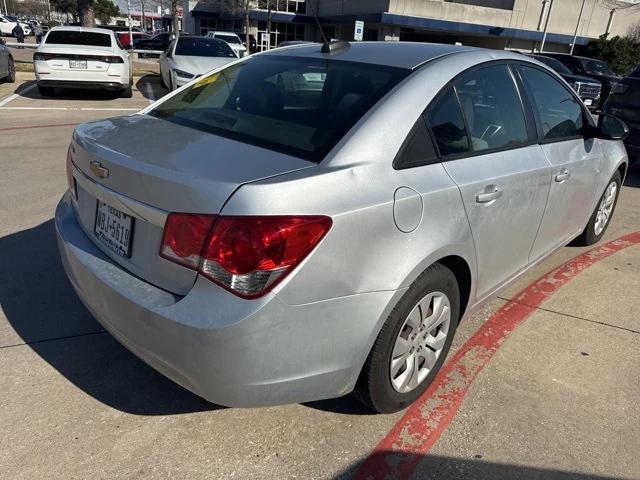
[149,56,409,161]
[426,87,470,156]
[45,31,112,47]
[580,59,616,77]
[520,66,584,141]
[455,64,529,152]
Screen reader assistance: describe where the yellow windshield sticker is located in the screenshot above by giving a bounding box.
[194,73,220,88]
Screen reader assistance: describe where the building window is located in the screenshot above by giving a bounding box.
[257,0,306,13]
[444,0,515,10]
[257,20,305,49]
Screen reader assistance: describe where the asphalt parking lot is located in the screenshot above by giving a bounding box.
[1,73,639,480]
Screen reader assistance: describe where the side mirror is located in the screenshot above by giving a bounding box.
[597,114,629,141]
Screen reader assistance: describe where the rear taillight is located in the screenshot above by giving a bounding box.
[102,56,124,63]
[34,52,55,61]
[611,83,629,95]
[159,214,332,298]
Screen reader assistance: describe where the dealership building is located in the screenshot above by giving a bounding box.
[182,0,640,53]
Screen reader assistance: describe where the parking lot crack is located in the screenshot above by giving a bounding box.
[0,329,107,350]
[497,296,640,335]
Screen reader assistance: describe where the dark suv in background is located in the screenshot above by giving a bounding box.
[526,54,601,111]
[542,53,619,110]
[604,66,640,162]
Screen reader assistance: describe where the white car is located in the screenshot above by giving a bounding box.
[34,27,132,97]
[0,15,18,36]
[160,35,237,90]
[205,31,246,58]
[3,15,31,35]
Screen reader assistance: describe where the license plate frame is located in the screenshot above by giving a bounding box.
[69,59,88,69]
[94,200,134,258]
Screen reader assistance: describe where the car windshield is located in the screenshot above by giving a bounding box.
[216,34,241,44]
[149,56,410,162]
[581,59,616,76]
[534,56,572,75]
[175,37,236,57]
[46,30,112,47]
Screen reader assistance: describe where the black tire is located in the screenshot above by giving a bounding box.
[573,170,622,246]
[354,263,460,413]
[120,85,133,98]
[5,56,15,83]
[37,84,55,96]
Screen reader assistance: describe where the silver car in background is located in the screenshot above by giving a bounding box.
[56,42,628,413]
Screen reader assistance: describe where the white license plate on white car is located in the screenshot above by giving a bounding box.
[69,59,87,69]
[94,201,134,258]
[584,99,593,106]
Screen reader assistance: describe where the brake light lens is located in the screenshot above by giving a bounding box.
[34,52,55,61]
[159,214,332,298]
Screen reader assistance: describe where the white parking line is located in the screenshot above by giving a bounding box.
[0,106,139,111]
[0,84,37,107]
[144,82,155,104]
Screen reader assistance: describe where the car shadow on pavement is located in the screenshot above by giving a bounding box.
[19,85,124,101]
[135,74,168,102]
[624,162,640,188]
[334,451,630,480]
[0,219,219,415]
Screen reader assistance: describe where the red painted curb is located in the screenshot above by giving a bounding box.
[354,231,640,480]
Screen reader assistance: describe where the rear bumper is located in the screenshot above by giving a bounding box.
[38,80,127,90]
[55,192,393,407]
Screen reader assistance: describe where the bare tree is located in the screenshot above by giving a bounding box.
[628,20,640,41]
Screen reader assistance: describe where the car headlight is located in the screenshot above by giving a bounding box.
[173,68,194,79]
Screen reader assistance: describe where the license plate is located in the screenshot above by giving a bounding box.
[70,59,87,69]
[94,201,134,258]
[584,99,593,106]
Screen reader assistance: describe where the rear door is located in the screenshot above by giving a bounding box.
[428,63,552,299]
[519,64,604,261]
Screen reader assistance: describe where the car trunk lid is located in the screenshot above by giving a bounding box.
[70,114,315,295]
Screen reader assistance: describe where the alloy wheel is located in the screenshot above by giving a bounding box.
[594,181,617,236]
[390,291,451,393]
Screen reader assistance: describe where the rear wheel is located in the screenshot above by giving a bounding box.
[354,263,460,413]
[120,85,133,98]
[573,170,621,246]
[37,84,55,96]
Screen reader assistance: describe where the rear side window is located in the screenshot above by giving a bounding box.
[454,65,529,152]
[45,31,112,47]
[520,66,584,141]
[426,87,470,156]
[149,56,410,162]
[393,118,437,169]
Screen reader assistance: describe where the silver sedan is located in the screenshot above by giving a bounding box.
[56,41,628,413]
[0,38,15,84]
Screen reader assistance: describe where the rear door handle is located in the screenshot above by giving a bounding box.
[555,169,571,182]
[476,185,503,204]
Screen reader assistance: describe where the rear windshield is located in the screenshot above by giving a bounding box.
[149,56,410,162]
[46,30,112,47]
[216,34,241,44]
[175,37,236,57]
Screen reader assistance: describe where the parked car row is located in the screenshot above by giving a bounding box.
[0,14,32,36]
[0,37,16,83]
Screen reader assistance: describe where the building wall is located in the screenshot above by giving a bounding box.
[388,0,640,39]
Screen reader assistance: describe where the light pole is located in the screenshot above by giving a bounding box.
[127,0,132,47]
[606,8,616,36]
[570,0,587,55]
[539,0,555,52]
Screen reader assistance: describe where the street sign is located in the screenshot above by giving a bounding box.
[354,20,364,41]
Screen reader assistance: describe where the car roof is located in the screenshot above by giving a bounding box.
[262,41,504,70]
[213,31,240,36]
[48,26,115,35]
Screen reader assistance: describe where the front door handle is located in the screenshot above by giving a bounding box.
[476,185,503,204]
[555,169,571,182]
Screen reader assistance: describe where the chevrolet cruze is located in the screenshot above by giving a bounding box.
[56,42,628,413]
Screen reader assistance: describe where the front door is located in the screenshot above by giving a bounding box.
[519,65,604,261]
[425,64,551,299]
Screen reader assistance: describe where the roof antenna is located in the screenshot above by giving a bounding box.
[307,0,328,46]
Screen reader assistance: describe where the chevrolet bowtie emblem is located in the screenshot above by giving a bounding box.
[90,161,109,179]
